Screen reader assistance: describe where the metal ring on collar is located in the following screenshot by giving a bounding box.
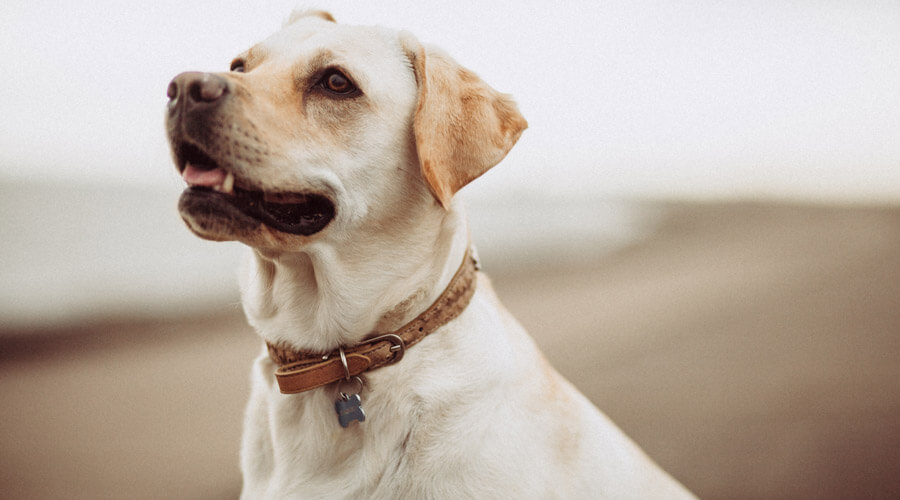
[338,376,364,398]
[338,346,351,381]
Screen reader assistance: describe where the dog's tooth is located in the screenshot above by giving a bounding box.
[222,171,235,194]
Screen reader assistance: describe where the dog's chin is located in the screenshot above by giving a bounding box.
[178,187,336,243]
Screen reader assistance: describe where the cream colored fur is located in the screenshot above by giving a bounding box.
[179,11,694,499]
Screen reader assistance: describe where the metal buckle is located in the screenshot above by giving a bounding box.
[365,334,406,364]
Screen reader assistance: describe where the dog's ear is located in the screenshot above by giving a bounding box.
[401,33,527,209]
[287,9,336,25]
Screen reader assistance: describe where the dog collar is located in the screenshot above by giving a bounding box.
[266,248,479,394]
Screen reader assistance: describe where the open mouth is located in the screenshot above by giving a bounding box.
[176,142,335,236]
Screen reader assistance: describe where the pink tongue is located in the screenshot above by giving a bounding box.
[183,164,226,187]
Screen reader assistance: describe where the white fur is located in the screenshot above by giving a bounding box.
[210,13,695,499]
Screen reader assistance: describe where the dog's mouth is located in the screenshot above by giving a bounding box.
[176,142,335,236]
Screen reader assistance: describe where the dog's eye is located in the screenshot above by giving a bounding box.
[230,59,245,73]
[320,70,357,95]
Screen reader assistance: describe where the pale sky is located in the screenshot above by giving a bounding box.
[2,1,899,201]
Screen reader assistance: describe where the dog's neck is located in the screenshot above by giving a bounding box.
[239,202,470,353]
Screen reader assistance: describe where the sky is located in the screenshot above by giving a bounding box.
[2,0,899,201]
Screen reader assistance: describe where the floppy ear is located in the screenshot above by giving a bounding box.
[287,9,336,25]
[401,34,528,208]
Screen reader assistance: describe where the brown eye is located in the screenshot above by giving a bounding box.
[321,70,356,94]
[230,59,245,73]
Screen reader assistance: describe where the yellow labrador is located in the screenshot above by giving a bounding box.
[166,10,694,499]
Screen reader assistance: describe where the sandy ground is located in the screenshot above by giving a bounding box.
[2,201,899,499]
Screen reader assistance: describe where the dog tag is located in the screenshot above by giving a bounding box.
[335,393,366,427]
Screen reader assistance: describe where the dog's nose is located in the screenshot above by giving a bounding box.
[167,72,229,111]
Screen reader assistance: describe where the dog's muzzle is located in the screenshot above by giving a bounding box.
[165,72,336,238]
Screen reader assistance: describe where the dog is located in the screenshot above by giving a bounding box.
[166,10,694,499]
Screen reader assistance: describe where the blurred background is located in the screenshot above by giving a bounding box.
[1,1,898,498]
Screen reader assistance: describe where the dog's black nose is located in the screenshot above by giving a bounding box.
[167,72,229,111]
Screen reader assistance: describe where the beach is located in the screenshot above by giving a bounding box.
[2,200,899,499]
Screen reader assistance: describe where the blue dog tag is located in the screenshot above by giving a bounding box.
[335,393,366,427]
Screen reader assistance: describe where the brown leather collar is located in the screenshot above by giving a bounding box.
[266,248,479,394]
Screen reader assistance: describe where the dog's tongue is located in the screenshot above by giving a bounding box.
[183,164,226,187]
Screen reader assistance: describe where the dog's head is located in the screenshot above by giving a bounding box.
[166,11,526,251]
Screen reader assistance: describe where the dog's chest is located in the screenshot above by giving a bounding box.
[241,383,415,497]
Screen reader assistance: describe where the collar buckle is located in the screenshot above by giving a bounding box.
[364,333,406,364]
